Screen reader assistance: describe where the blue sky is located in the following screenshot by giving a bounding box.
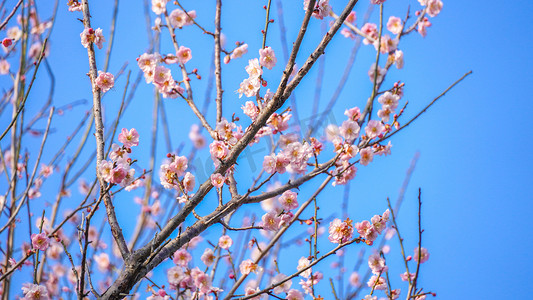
[1,0,533,299]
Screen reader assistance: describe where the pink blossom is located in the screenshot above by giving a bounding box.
[413,247,430,263]
[374,34,398,54]
[394,49,404,69]
[297,257,312,278]
[94,253,110,272]
[80,27,105,49]
[211,173,225,188]
[152,0,167,15]
[137,53,160,73]
[347,11,357,24]
[0,60,9,75]
[201,248,215,266]
[341,27,356,40]
[328,218,354,244]
[427,0,443,17]
[21,283,49,300]
[167,266,185,286]
[245,58,262,79]
[218,235,233,249]
[368,63,386,84]
[118,128,139,147]
[359,147,374,166]
[418,18,432,38]
[209,141,228,160]
[259,46,277,70]
[368,253,388,275]
[239,259,262,275]
[278,190,299,211]
[361,23,378,45]
[370,0,386,4]
[230,44,248,60]
[365,120,385,139]
[176,46,192,64]
[31,233,50,251]
[367,274,387,290]
[303,0,332,20]
[387,16,403,35]
[173,249,192,267]
[339,120,360,140]
[110,165,127,184]
[244,287,260,300]
[242,101,259,120]
[169,156,188,176]
[237,77,260,98]
[400,271,416,282]
[378,106,393,122]
[67,0,82,12]
[183,172,195,192]
[169,9,196,28]
[349,272,360,287]
[355,220,378,242]
[286,289,304,300]
[272,273,292,294]
[262,211,281,231]
[378,92,400,111]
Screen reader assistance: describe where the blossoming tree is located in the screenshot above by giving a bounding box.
[0,0,468,299]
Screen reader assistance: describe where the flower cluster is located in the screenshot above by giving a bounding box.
[80,27,105,49]
[169,8,196,28]
[263,136,313,175]
[95,71,114,93]
[328,218,354,244]
[237,47,277,98]
[98,128,139,188]
[355,209,390,244]
[137,52,187,98]
[159,154,195,195]
[303,0,332,20]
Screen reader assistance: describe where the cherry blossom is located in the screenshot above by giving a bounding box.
[387,16,403,35]
[414,246,430,263]
[218,235,233,249]
[328,218,354,244]
[31,233,50,251]
[118,128,140,148]
[177,46,192,64]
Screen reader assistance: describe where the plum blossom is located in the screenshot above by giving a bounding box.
[367,275,387,290]
[368,63,386,84]
[211,173,225,188]
[297,257,312,278]
[393,49,404,69]
[365,120,385,139]
[152,0,168,15]
[209,141,228,160]
[262,211,281,231]
[230,44,248,60]
[259,46,277,70]
[218,235,233,249]
[370,0,386,4]
[173,249,192,267]
[378,92,400,111]
[341,27,356,39]
[242,101,259,120]
[368,253,388,274]
[374,34,398,54]
[245,58,262,79]
[278,190,299,211]
[413,247,430,263]
[0,60,9,75]
[339,120,360,140]
[361,23,378,45]
[387,16,403,35]
[427,0,443,17]
[183,172,195,192]
[80,27,105,49]
[118,128,139,148]
[169,9,196,28]
[94,253,110,272]
[31,233,50,251]
[201,248,215,266]
[21,283,49,300]
[304,0,332,20]
[286,289,304,300]
[239,259,262,275]
[355,220,378,242]
[176,46,192,64]
[272,273,292,294]
[237,77,260,98]
[95,71,115,93]
[349,272,360,287]
[328,218,354,244]
[359,147,374,166]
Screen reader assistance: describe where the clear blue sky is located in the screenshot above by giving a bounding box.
[2,0,533,299]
